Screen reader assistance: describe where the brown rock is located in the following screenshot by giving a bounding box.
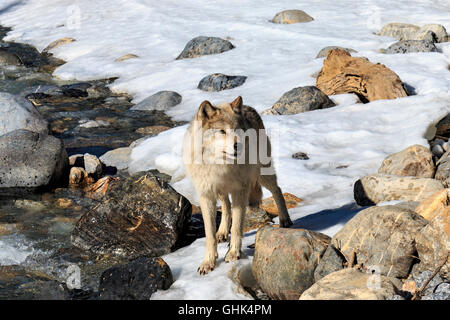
[43,37,76,53]
[415,189,450,221]
[243,207,272,232]
[115,54,139,62]
[135,125,171,135]
[260,193,302,216]
[316,49,408,102]
[271,10,314,24]
[69,167,94,186]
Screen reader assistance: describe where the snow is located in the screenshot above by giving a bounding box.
[1,0,450,300]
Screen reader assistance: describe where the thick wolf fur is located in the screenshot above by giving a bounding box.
[183,96,293,275]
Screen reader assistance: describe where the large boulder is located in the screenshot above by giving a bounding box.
[0,92,48,136]
[271,10,313,24]
[71,171,192,258]
[331,206,428,278]
[98,257,173,300]
[130,91,182,111]
[300,269,400,300]
[378,23,448,43]
[378,145,435,178]
[385,40,437,54]
[176,36,234,59]
[266,86,335,115]
[316,49,408,102]
[252,225,330,300]
[197,73,246,92]
[0,130,69,194]
[354,173,444,206]
[415,189,450,221]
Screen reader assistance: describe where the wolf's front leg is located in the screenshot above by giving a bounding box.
[198,195,218,275]
[225,192,247,262]
[216,194,231,243]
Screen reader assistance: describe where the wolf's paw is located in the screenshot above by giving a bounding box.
[280,217,293,228]
[224,249,241,263]
[216,231,229,243]
[198,258,216,275]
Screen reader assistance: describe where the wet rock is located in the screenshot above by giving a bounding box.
[176,36,235,59]
[98,257,173,300]
[69,167,93,186]
[0,42,48,68]
[0,92,48,135]
[99,147,131,170]
[331,205,427,278]
[131,91,182,111]
[71,170,192,258]
[316,49,408,102]
[354,173,444,206]
[83,153,102,178]
[0,48,22,65]
[252,225,330,300]
[0,130,69,194]
[292,152,309,160]
[300,269,400,300]
[42,37,76,53]
[378,145,435,178]
[386,40,437,54]
[266,86,335,115]
[197,73,247,92]
[316,46,357,58]
[271,10,314,24]
[77,120,110,129]
[314,245,345,282]
[60,83,91,98]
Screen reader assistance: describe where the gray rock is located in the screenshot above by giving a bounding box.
[378,23,448,43]
[316,46,357,58]
[130,91,182,111]
[435,154,450,187]
[176,36,235,60]
[197,73,246,92]
[270,86,335,115]
[386,40,437,54]
[314,245,345,282]
[83,153,103,178]
[0,130,69,194]
[417,24,448,43]
[292,152,309,160]
[414,271,450,300]
[272,10,314,24]
[0,92,48,136]
[99,147,131,170]
[0,49,22,66]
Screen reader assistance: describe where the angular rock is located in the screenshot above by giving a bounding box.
[71,171,192,258]
[98,257,173,300]
[413,271,450,300]
[176,36,234,59]
[0,130,69,194]
[417,24,448,43]
[386,40,438,54]
[354,173,444,206]
[378,23,421,40]
[378,145,435,178]
[130,91,182,111]
[415,189,450,221]
[300,269,400,300]
[0,49,22,66]
[314,245,345,282]
[197,73,246,92]
[268,86,335,115]
[83,153,102,178]
[243,206,273,232]
[435,113,450,138]
[260,193,302,216]
[69,167,92,186]
[0,92,48,136]
[316,46,357,59]
[252,225,330,300]
[316,49,408,102]
[331,205,427,278]
[435,155,450,187]
[99,147,131,170]
[271,10,314,24]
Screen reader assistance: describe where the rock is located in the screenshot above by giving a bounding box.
[435,113,450,138]
[394,201,420,212]
[135,125,171,135]
[260,193,302,216]
[252,225,330,299]
[0,92,48,136]
[300,269,400,300]
[0,130,69,194]
[243,207,273,232]
[71,171,192,258]
[99,147,131,170]
[83,153,102,178]
[271,10,314,24]
[315,46,357,58]
[378,145,435,178]
[292,152,309,160]
[413,271,450,300]
[77,120,110,129]
[0,49,22,66]
[268,86,335,115]
[386,40,438,54]
[378,23,448,43]
[415,189,450,221]
[331,205,428,278]
[69,167,92,186]
[354,173,444,206]
[197,73,246,92]
[316,49,408,102]
[417,24,448,43]
[114,53,139,62]
[435,155,450,187]
[98,257,173,300]
[130,91,182,111]
[176,36,235,60]
[314,245,345,282]
[42,37,76,53]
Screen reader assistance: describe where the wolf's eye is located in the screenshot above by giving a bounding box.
[220,130,226,134]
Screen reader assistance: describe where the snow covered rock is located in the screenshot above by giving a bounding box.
[0,92,48,136]
[331,205,427,278]
[385,40,438,54]
[130,91,182,111]
[316,49,408,102]
[176,36,234,59]
[266,86,335,115]
[315,46,356,58]
[271,10,314,24]
[378,145,435,178]
[197,73,246,92]
[354,173,444,205]
[300,269,400,300]
[252,225,330,300]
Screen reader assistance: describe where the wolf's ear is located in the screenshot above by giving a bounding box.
[197,100,218,120]
[231,96,243,113]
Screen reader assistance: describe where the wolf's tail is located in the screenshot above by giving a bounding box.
[248,181,263,207]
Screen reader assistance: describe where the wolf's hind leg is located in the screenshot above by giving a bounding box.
[198,195,218,275]
[225,191,247,262]
[259,174,293,228]
[217,194,231,243]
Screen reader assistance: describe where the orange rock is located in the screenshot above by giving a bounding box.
[69,167,92,186]
[415,189,450,221]
[55,198,73,209]
[260,193,302,216]
[84,176,120,196]
[316,49,408,102]
[402,280,417,295]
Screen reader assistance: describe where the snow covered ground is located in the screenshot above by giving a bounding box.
[1,0,450,299]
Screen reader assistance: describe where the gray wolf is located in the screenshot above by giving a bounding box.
[183,96,293,275]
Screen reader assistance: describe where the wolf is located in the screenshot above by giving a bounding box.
[183,96,293,275]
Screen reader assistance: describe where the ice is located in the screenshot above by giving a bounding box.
[0,235,37,266]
